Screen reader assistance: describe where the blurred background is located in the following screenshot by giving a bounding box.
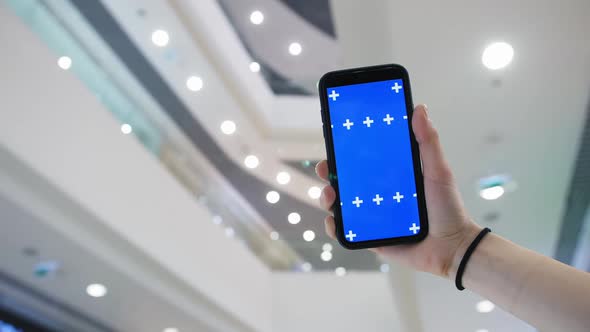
[0,0,589,331]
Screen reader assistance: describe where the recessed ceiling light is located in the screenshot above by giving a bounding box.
[212,215,223,225]
[303,230,315,242]
[335,267,346,277]
[308,186,321,199]
[220,120,236,135]
[249,61,261,72]
[475,329,489,332]
[288,212,301,224]
[321,250,333,262]
[380,263,390,273]
[151,29,170,47]
[270,231,280,240]
[163,328,179,332]
[266,191,280,204]
[480,185,505,200]
[186,76,203,91]
[250,10,264,25]
[244,155,259,169]
[301,262,312,272]
[86,283,107,298]
[120,123,133,134]
[476,300,495,313]
[57,56,72,70]
[322,243,333,252]
[225,227,235,238]
[288,42,302,56]
[276,171,291,185]
[482,42,514,70]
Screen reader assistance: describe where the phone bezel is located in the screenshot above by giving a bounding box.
[318,64,429,249]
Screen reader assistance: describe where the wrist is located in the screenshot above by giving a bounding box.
[446,222,483,280]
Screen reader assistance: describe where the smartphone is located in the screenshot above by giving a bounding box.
[319,64,428,249]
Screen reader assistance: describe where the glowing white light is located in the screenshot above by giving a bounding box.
[151,29,170,47]
[57,56,72,70]
[212,215,223,225]
[482,42,514,70]
[308,186,321,199]
[301,262,312,272]
[220,120,236,135]
[322,243,333,252]
[250,10,264,25]
[321,250,332,262]
[335,267,346,277]
[266,191,280,204]
[86,283,107,298]
[163,328,179,332]
[288,42,302,56]
[480,185,505,200]
[186,76,203,91]
[303,230,315,242]
[276,171,291,185]
[380,263,390,273]
[270,231,280,240]
[225,227,235,238]
[288,212,301,225]
[249,61,261,72]
[121,123,132,134]
[475,329,489,332]
[476,300,495,313]
[244,155,259,169]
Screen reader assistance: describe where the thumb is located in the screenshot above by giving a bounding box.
[412,104,454,184]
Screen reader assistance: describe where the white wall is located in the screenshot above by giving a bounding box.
[272,273,402,332]
[0,5,271,332]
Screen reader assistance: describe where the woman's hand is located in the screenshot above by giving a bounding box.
[315,104,481,278]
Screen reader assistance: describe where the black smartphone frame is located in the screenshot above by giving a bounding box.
[319,64,429,249]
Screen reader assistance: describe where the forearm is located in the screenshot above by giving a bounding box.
[450,224,590,332]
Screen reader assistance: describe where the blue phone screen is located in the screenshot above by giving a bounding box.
[326,79,421,243]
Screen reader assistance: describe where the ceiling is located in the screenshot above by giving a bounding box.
[217,0,337,95]
[79,0,590,270]
[67,0,380,271]
[1,0,590,331]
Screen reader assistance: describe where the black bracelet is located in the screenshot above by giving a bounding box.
[455,227,491,291]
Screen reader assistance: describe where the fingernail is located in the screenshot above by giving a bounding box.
[423,104,429,118]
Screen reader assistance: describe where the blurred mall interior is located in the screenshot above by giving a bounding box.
[0,0,589,331]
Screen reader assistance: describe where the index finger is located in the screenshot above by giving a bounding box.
[315,160,330,182]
